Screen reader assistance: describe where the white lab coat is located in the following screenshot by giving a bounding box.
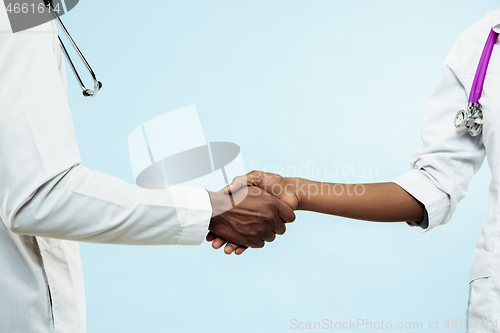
[0,7,212,333]
[393,5,500,332]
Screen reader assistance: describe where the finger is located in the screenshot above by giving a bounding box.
[274,222,286,236]
[206,232,216,242]
[224,175,249,194]
[224,243,239,255]
[249,240,265,249]
[212,237,227,249]
[224,171,264,194]
[275,198,296,223]
[223,183,234,194]
[263,230,276,243]
[266,198,293,236]
[235,246,248,255]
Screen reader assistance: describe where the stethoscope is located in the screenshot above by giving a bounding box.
[455,28,498,136]
[43,0,102,97]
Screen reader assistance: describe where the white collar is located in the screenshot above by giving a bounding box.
[493,5,500,33]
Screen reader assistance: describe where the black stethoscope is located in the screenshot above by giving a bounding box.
[455,28,498,136]
[44,0,102,97]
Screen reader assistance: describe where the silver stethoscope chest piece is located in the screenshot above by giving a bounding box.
[455,103,483,137]
[455,28,498,136]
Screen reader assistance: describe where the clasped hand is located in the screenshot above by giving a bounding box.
[207,171,300,255]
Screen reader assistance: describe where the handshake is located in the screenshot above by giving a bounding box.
[207,170,300,255]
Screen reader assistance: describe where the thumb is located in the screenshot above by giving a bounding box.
[224,171,265,194]
[276,198,296,223]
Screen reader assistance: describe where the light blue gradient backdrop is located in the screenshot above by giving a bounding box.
[62,1,497,332]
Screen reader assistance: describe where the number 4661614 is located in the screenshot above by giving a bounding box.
[5,2,61,14]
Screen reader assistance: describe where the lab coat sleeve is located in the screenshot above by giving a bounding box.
[392,32,486,233]
[11,165,213,245]
[0,18,212,245]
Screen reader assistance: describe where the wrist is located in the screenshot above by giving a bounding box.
[287,177,305,210]
[207,191,231,228]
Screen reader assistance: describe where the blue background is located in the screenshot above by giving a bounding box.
[62,0,497,332]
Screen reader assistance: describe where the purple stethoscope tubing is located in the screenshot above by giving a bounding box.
[469,28,498,103]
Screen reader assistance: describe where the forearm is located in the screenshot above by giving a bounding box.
[295,178,424,222]
[10,165,212,245]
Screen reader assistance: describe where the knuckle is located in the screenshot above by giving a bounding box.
[267,214,280,225]
[248,240,259,248]
[262,202,276,213]
[248,231,259,242]
[253,241,264,248]
[277,224,286,235]
[246,232,260,244]
[248,171,259,179]
[256,224,268,237]
[246,224,265,238]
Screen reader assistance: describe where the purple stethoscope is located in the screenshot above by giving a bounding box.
[455,29,498,136]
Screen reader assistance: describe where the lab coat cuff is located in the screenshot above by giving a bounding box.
[167,186,212,245]
[392,168,449,233]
